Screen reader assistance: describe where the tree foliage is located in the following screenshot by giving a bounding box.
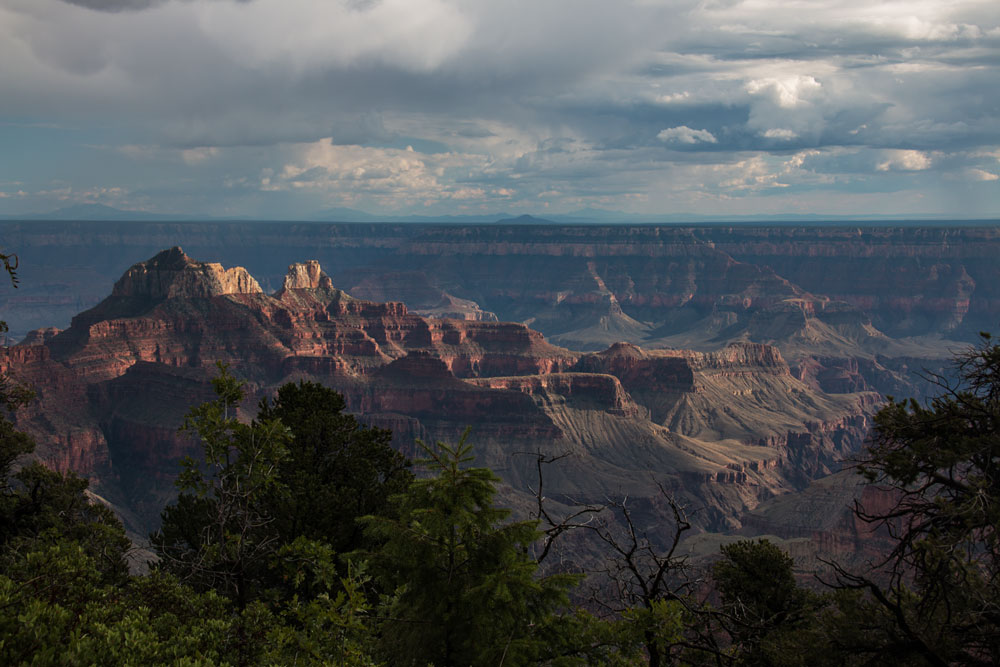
[155,363,292,609]
[256,380,412,558]
[0,382,128,585]
[21,333,1000,664]
[711,539,820,667]
[831,333,1000,665]
[0,248,17,340]
[151,366,409,664]
[359,430,578,666]
[0,373,233,664]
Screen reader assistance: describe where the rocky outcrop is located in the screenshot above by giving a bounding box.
[0,221,984,565]
[572,342,790,400]
[1,343,114,480]
[573,340,878,484]
[739,470,900,566]
[112,246,262,300]
[695,226,1000,339]
[5,222,999,348]
[467,372,642,417]
[282,260,333,291]
[373,226,810,352]
[3,251,584,528]
[0,344,50,370]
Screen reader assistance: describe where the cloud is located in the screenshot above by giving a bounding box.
[258,137,494,208]
[181,147,220,165]
[59,0,252,12]
[761,128,798,140]
[746,75,822,109]
[0,0,997,218]
[198,0,474,75]
[655,91,691,104]
[876,149,933,171]
[658,126,718,145]
[969,168,999,181]
[59,0,165,11]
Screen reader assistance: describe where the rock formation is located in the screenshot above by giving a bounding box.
[282,260,333,290]
[2,222,986,397]
[1,222,988,567]
[3,248,884,548]
[112,246,262,299]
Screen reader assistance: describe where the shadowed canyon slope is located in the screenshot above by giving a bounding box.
[3,247,883,544]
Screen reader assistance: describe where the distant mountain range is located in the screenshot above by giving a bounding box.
[0,204,206,222]
[2,202,996,225]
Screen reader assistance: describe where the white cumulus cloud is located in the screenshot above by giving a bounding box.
[655,91,691,105]
[969,168,999,181]
[876,149,933,171]
[746,76,821,109]
[658,126,718,145]
[761,128,799,140]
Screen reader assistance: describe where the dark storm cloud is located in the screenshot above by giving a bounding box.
[327,113,391,146]
[59,0,252,11]
[59,0,165,10]
[1,0,998,217]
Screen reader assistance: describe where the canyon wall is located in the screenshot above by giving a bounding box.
[3,223,986,560]
[3,222,997,346]
[2,248,884,545]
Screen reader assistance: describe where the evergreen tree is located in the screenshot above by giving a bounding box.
[257,380,412,557]
[711,539,818,667]
[154,363,291,609]
[0,367,128,584]
[360,430,577,666]
[154,366,382,664]
[0,362,234,664]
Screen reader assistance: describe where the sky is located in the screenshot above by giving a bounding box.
[0,0,998,220]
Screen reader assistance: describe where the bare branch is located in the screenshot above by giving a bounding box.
[515,450,603,564]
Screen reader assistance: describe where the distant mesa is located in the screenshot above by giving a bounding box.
[111,246,262,299]
[339,269,498,322]
[494,214,554,225]
[1,203,193,221]
[283,260,334,291]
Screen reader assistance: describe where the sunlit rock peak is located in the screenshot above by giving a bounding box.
[111,246,262,299]
[283,259,334,290]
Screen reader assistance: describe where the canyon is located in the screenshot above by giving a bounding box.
[0,222,990,559]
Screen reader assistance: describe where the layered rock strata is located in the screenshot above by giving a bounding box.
[5,248,880,542]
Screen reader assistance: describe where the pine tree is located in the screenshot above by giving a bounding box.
[154,366,381,664]
[712,539,818,667]
[359,430,577,666]
[154,363,291,610]
[256,380,412,558]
